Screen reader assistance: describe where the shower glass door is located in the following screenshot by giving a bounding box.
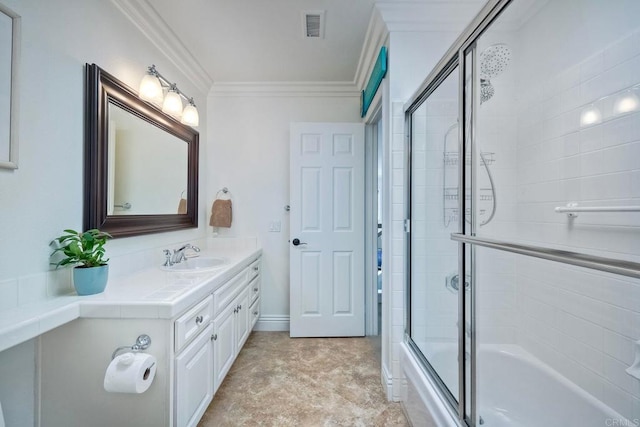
[409,65,461,405]
[468,0,640,425]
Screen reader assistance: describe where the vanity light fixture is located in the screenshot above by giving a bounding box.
[138,65,199,127]
[162,84,183,118]
[181,98,200,127]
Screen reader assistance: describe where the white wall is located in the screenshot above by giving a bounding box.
[0,0,209,424]
[206,91,361,327]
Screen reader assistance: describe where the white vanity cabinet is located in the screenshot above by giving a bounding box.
[38,252,261,427]
[211,259,260,393]
[177,255,262,423]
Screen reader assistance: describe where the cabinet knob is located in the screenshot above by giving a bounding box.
[239,304,242,310]
[233,308,237,313]
[253,311,258,316]
[253,266,259,271]
[211,334,217,341]
[253,287,258,292]
[195,315,204,325]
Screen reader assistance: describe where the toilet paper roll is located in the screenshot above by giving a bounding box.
[104,352,157,394]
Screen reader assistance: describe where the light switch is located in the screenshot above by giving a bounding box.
[268,221,281,232]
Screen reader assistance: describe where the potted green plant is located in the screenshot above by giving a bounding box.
[51,229,113,296]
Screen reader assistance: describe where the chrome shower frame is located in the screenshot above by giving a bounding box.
[404,0,640,425]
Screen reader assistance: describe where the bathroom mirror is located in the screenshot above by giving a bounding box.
[84,63,199,238]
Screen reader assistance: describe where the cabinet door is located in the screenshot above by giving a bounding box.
[235,287,251,350]
[213,303,236,393]
[250,297,260,330]
[175,324,214,427]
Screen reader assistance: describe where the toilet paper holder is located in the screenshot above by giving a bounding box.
[112,334,152,360]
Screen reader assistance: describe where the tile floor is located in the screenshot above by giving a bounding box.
[198,331,408,426]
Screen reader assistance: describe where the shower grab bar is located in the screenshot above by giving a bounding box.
[450,233,640,279]
[555,203,640,218]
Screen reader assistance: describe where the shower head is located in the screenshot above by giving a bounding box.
[479,44,511,79]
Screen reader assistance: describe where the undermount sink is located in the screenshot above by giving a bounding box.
[162,257,227,272]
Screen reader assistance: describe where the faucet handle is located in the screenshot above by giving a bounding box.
[163,249,173,267]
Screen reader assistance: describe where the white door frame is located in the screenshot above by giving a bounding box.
[364,104,382,336]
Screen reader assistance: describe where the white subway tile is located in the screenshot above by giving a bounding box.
[392,102,404,117]
[580,53,604,83]
[579,125,604,153]
[559,311,604,350]
[602,382,634,421]
[392,132,404,151]
[600,277,640,312]
[604,32,638,70]
[120,305,160,319]
[603,355,640,397]
[18,274,48,306]
[603,329,635,365]
[46,269,72,297]
[392,116,404,134]
[0,320,39,353]
[392,152,404,168]
[0,278,18,311]
[560,334,604,375]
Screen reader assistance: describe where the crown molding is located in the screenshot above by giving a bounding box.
[209,81,360,98]
[110,0,213,94]
[354,8,389,91]
[376,1,483,33]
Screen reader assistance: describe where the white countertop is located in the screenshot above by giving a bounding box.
[0,247,262,353]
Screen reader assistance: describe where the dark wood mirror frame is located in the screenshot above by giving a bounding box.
[84,63,199,238]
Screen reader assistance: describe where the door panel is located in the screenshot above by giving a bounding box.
[290,122,365,337]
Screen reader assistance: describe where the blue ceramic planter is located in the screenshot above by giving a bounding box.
[73,265,109,296]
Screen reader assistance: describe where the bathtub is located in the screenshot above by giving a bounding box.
[401,342,632,426]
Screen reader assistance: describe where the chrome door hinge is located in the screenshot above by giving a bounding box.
[404,219,411,233]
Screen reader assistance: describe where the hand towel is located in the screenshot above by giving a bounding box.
[210,199,232,227]
[177,198,187,214]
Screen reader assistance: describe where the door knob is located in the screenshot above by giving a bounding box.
[292,238,307,246]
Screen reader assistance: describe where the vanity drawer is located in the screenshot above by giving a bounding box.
[175,296,213,353]
[248,258,261,281]
[249,276,260,304]
[213,268,248,317]
[250,297,260,329]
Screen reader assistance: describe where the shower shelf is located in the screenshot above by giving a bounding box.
[443,187,493,202]
[443,151,495,166]
[444,207,487,225]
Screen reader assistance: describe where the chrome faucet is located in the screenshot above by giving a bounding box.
[171,244,201,264]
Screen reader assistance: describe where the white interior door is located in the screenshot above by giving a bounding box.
[290,122,365,337]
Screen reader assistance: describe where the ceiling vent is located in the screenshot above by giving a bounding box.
[303,11,325,38]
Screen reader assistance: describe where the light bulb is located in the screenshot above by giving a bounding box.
[181,100,199,127]
[580,104,602,127]
[139,73,163,105]
[614,90,640,115]
[162,88,183,118]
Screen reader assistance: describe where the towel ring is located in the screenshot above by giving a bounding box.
[216,187,232,199]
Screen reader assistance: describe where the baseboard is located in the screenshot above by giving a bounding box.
[254,315,290,332]
[381,361,393,401]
